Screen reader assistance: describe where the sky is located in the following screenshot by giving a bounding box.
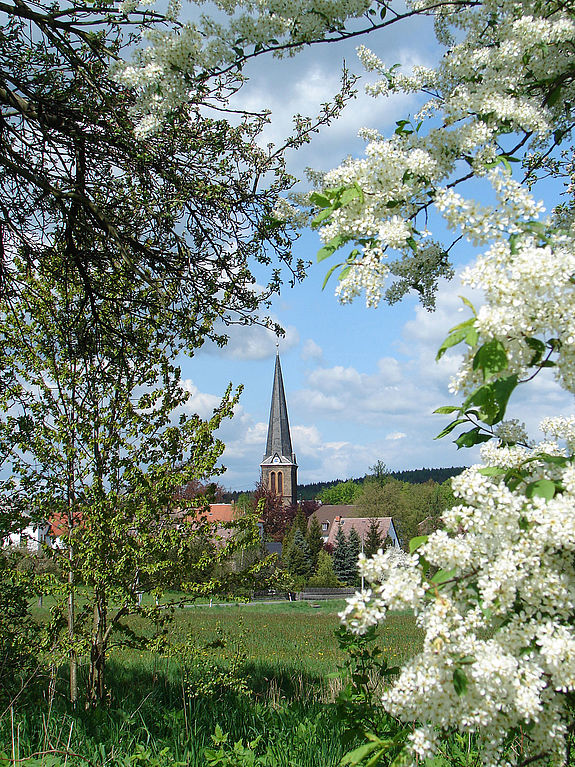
[175,12,573,493]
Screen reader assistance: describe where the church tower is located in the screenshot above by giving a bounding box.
[260,350,298,507]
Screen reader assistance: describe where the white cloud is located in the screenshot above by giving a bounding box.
[200,321,299,360]
[386,432,406,441]
[301,338,324,362]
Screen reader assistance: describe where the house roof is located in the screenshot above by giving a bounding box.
[262,352,295,464]
[310,505,361,525]
[203,503,236,523]
[326,517,393,548]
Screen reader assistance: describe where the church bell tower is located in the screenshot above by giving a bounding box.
[260,350,298,507]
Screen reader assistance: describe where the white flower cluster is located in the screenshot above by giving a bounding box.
[335,248,389,307]
[305,1,575,307]
[342,431,575,766]
[493,419,529,446]
[114,0,372,133]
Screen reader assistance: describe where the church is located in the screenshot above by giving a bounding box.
[259,349,298,508]
[258,350,401,551]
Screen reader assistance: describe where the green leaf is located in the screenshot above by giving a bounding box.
[459,295,477,315]
[455,428,492,449]
[478,466,506,476]
[338,265,351,281]
[452,668,468,696]
[435,418,467,440]
[311,208,333,228]
[309,191,331,208]
[339,184,363,206]
[409,535,428,553]
[433,405,460,414]
[463,375,518,425]
[317,234,348,263]
[341,741,381,766]
[525,479,556,500]
[547,83,563,107]
[321,262,344,290]
[472,340,508,380]
[430,568,456,585]
[536,453,571,466]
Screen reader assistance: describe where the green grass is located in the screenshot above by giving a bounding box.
[2,601,423,767]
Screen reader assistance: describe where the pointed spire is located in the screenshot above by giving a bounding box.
[264,353,294,460]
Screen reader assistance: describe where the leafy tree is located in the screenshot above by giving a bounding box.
[292,507,309,537]
[253,481,294,542]
[0,0,349,352]
[300,499,321,519]
[364,519,384,559]
[179,481,226,504]
[307,551,343,588]
[306,515,324,570]
[357,479,422,550]
[0,267,263,705]
[368,460,391,487]
[283,530,314,581]
[0,548,43,707]
[318,480,361,505]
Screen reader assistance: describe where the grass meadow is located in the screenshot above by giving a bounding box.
[1,600,423,767]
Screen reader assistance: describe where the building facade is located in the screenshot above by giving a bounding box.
[260,351,297,507]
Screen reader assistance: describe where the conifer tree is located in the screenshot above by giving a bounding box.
[364,518,384,559]
[284,529,314,580]
[306,515,324,571]
[333,524,348,584]
[293,507,308,536]
[347,527,361,587]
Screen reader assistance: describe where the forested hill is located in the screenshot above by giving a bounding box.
[224,466,467,501]
[296,467,466,500]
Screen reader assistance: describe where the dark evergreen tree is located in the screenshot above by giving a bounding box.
[284,530,314,580]
[364,518,384,558]
[306,515,324,570]
[333,524,348,584]
[293,507,308,536]
[347,527,361,586]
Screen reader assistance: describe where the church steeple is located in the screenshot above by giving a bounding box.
[265,351,294,460]
[260,350,297,506]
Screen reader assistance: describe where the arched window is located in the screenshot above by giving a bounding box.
[277,471,283,495]
[270,472,276,492]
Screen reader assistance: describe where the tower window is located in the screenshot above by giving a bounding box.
[277,471,283,495]
[270,472,276,493]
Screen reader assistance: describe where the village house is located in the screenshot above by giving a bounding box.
[309,505,401,549]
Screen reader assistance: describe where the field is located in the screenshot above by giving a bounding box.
[1,601,423,767]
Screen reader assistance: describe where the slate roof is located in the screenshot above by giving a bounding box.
[262,352,296,463]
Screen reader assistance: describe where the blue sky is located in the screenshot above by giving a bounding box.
[175,16,572,492]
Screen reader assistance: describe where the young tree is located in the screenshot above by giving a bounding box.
[0,268,262,705]
[363,518,383,559]
[308,551,343,588]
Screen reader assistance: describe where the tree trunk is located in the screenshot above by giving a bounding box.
[87,586,106,705]
[68,545,77,705]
